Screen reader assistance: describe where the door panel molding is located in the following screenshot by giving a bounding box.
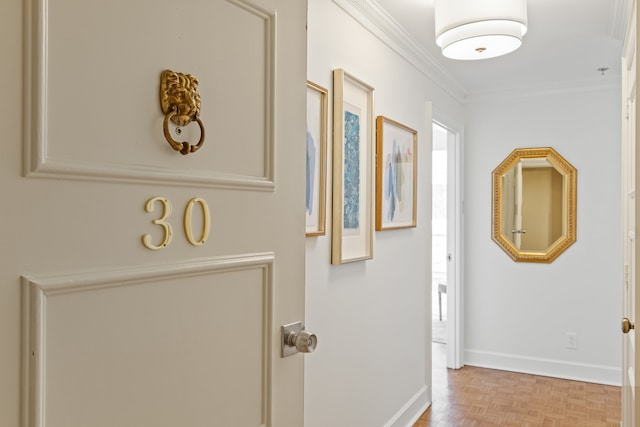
[24,0,276,191]
[21,253,274,427]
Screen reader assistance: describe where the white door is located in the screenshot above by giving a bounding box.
[622,1,639,424]
[1,1,308,426]
[444,123,462,369]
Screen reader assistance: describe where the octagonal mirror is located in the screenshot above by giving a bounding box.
[492,147,577,263]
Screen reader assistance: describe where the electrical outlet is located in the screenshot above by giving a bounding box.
[566,332,578,349]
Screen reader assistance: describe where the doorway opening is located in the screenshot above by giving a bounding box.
[431,123,448,348]
[431,119,462,370]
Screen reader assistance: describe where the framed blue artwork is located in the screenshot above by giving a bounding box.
[306,81,328,237]
[331,69,374,264]
[375,116,418,231]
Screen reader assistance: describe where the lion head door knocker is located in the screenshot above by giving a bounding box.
[160,69,205,155]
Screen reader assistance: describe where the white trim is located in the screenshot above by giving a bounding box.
[623,0,637,69]
[464,349,622,386]
[331,0,467,101]
[620,2,636,422]
[332,0,624,103]
[25,158,276,190]
[466,76,622,104]
[610,0,634,41]
[383,386,429,427]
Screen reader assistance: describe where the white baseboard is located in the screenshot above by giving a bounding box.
[464,349,621,386]
[384,386,430,427]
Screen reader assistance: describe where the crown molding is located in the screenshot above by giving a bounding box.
[331,0,468,102]
[331,0,623,105]
[465,75,621,104]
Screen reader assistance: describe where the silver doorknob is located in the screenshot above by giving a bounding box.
[288,330,317,353]
[622,317,635,334]
[281,321,317,357]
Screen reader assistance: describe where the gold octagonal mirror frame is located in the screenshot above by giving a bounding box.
[492,147,577,263]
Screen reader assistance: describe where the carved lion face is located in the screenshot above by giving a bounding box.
[160,70,202,126]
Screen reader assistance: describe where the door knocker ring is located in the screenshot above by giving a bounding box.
[160,69,206,155]
[162,105,205,155]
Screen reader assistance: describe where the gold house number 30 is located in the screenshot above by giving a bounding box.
[142,197,211,250]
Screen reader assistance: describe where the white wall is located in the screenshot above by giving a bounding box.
[305,1,464,426]
[464,89,622,385]
[306,2,622,425]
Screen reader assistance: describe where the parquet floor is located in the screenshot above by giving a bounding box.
[413,343,621,427]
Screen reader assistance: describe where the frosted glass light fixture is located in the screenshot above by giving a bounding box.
[434,0,528,60]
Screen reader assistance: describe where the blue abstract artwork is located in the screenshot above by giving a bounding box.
[343,111,360,230]
[381,126,414,228]
[385,140,405,221]
[306,124,316,215]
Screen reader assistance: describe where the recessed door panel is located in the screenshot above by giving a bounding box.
[28,0,275,188]
[24,256,273,427]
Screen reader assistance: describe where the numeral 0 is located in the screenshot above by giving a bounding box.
[142,197,210,250]
[184,197,210,246]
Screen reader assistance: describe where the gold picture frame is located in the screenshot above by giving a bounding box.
[331,69,375,264]
[306,81,328,237]
[375,116,418,231]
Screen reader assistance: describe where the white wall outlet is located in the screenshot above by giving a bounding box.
[566,332,578,349]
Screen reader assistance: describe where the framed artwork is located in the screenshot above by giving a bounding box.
[306,81,328,236]
[331,69,374,264]
[375,116,418,231]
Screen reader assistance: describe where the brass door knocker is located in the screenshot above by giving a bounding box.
[160,69,205,155]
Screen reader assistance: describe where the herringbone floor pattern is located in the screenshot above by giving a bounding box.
[414,343,621,427]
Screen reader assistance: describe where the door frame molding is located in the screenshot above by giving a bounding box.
[621,0,637,422]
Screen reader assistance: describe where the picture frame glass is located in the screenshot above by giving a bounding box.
[305,81,327,236]
[332,69,374,264]
[376,116,418,231]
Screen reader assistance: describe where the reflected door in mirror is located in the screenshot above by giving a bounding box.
[492,147,576,263]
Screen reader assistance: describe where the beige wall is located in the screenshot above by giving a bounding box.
[521,167,563,251]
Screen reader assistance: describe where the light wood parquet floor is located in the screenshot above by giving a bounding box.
[413,343,621,427]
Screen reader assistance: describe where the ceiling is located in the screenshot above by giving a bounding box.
[372,0,630,97]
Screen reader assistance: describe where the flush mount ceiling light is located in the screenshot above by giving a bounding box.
[434,0,528,60]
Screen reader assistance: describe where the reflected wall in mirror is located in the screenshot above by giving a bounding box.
[492,147,577,263]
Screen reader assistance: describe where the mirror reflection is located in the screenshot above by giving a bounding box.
[492,147,576,263]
